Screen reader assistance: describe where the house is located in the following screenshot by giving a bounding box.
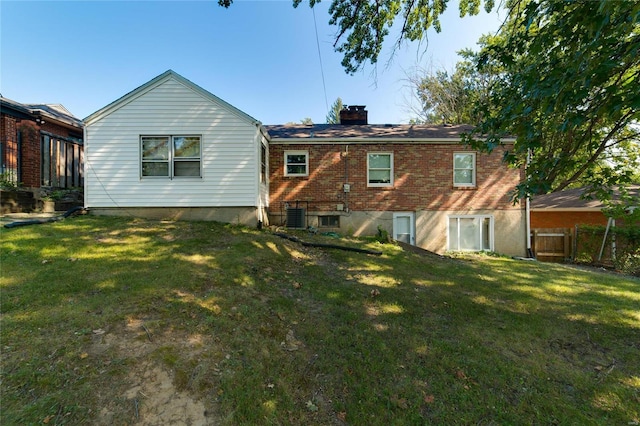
[266,106,527,256]
[529,186,639,262]
[530,186,640,229]
[1,96,84,189]
[83,70,270,226]
[84,71,526,256]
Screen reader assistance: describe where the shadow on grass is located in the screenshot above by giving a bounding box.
[1,216,639,425]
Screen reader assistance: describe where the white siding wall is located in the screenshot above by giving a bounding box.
[85,78,261,208]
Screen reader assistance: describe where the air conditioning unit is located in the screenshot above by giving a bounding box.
[286,208,306,229]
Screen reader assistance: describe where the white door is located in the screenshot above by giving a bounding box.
[393,212,415,245]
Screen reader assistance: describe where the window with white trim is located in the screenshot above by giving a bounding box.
[448,215,493,252]
[260,144,267,183]
[453,152,476,187]
[284,150,308,176]
[367,152,393,187]
[141,135,201,178]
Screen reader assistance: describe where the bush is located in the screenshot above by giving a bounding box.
[575,224,640,275]
[375,225,390,243]
[0,172,20,190]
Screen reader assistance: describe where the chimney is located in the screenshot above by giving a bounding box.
[339,105,368,125]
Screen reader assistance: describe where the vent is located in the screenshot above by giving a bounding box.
[286,208,306,229]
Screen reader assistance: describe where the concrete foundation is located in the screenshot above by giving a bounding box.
[88,206,268,228]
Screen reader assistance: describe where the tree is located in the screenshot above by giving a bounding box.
[463,0,640,200]
[219,0,639,201]
[220,0,493,74]
[326,97,344,124]
[301,117,314,125]
[406,44,499,125]
[294,0,494,74]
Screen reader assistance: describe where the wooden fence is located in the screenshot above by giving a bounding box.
[531,228,573,262]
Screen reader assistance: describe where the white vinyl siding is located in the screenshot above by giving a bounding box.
[453,152,476,187]
[85,77,261,208]
[448,215,493,251]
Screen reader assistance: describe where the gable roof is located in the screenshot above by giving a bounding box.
[265,123,514,144]
[83,70,261,127]
[531,185,640,210]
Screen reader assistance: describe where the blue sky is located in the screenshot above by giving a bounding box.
[1,1,503,125]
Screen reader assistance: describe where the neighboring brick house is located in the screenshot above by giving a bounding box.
[1,96,84,189]
[531,186,640,228]
[266,107,527,256]
[530,186,639,262]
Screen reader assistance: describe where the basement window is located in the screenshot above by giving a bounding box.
[319,215,340,228]
[448,215,493,251]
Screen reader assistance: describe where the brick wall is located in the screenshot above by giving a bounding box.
[269,142,523,214]
[1,111,83,188]
[531,211,608,228]
[17,120,40,187]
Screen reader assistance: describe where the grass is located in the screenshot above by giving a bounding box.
[1,216,639,425]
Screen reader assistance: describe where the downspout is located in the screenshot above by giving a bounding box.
[343,144,349,213]
[526,195,532,258]
[526,149,533,258]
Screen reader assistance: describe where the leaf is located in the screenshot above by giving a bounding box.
[390,395,408,409]
[306,400,318,412]
[43,415,54,424]
[424,394,435,404]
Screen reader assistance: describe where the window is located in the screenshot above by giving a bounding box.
[141,135,201,178]
[453,152,476,187]
[368,152,393,187]
[260,144,267,183]
[284,150,308,176]
[319,215,340,228]
[448,216,493,252]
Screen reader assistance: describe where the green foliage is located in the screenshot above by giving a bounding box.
[0,172,20,190]
[291,0,494,74]
[464,0,640,200]
[576,224,640,276]
[326,97,344,124]
[375,224,390,243]
[268,0,639,202]
[407,43,501,125]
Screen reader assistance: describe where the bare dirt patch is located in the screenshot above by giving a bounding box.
[90,318,219,425]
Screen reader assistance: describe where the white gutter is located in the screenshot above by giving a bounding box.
[270,138,517,145]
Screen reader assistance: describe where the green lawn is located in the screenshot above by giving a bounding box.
[1,216,639,425]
